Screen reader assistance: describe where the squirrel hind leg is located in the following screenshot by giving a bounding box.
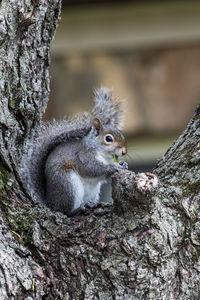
[45,169,84,216]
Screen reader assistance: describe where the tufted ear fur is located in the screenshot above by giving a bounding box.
[92,117,103,136]
[92,87,125,129]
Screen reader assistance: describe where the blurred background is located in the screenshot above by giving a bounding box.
[45,0,200,172]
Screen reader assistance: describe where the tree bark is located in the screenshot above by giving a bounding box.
[0,0,61,187]
[0,1,200,299]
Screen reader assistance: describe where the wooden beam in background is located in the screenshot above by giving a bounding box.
[52,1,200,55]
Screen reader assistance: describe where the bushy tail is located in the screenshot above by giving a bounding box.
[92,87,125,129]
[20,87,125,204]
[20,113,91,203]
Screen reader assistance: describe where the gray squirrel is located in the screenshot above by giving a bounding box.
[21,87,128,216]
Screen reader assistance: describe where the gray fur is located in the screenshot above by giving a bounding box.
[92,87,125,129]
[20,87,126,215]
[44,135,124,215]
[20,113,91,204]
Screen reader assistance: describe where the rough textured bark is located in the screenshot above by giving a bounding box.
[0,1,200,299]
[0,0,61,181]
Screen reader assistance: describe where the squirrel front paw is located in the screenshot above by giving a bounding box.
[119,160,128,170]
[107,161,128,176]
[135,172,159,195]
[110,162,126,173]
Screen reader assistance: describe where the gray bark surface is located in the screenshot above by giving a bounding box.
[0,1,200,299]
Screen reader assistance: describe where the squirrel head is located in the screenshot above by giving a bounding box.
[90,117,127,159]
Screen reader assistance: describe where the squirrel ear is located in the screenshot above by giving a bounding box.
[92,117,103,136]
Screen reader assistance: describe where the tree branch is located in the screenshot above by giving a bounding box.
[0,0,200,298]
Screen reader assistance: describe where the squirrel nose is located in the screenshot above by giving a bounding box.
[122,147,127,155]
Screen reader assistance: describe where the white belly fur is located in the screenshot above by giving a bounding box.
[69,171,84,211]
[81,176,106,207]
[70,170,106,211]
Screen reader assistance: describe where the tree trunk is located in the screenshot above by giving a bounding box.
[0,1,200,299]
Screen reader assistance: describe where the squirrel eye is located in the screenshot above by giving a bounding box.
[104,134,114,144]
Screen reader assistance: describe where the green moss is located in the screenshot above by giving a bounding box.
[7,206,34,245]
[8,98,16,109]
[182,181,200,198]
[0,165,12,193]
[0,164,35,246]
[8,97,21,109]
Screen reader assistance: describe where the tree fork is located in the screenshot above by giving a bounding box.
[0,1,200,299]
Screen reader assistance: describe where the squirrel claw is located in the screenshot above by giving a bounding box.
[119,161,128,170]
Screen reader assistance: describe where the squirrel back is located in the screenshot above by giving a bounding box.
[20,87,125,211]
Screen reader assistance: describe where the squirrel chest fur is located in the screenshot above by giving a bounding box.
[21,87,128,216]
